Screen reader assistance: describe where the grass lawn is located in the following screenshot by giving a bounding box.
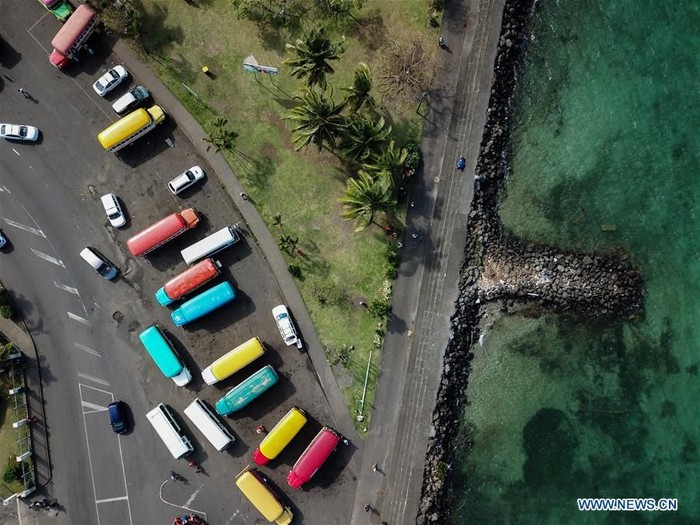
[135,0,439,431]
[0,373,29,497]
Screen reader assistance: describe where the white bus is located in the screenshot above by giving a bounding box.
[146,404,193,459]
[181,225,241,265]
[184,398,236,452]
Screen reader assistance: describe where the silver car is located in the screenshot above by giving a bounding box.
[0,123,39,142]
[101,193,127,228]
[272,305,303,349]
[92,65,129,97]
[168,166,205,195]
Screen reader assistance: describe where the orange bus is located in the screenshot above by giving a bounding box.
[126,209,200,257]
[286,426,341,489]
[155,258,222,306]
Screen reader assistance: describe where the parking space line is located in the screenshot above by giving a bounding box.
[68,312,91,325]
[81,400,108,414]
[75,342,102,358]
[55,281,80,295]
[31,248,64,266]
[5,218,46,237]
[77,373,109,387]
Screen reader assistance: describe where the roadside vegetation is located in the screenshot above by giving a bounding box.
[100,0,442,432]
[0,342,28,498]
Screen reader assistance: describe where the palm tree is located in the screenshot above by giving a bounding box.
[283,27,344,90]
[362,140,408,182]
[339,116,391,162]
[203,117,239,153]
[285,88,347,151]
[343,62,375,115]
[339,170,396,231]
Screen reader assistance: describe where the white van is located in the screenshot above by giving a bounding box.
[146,403,193,459]
[184,398,235,452]
[181,225,241,265]
[79,247,118,280]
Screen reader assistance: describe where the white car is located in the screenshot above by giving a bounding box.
[92,65,129,97]
[0,231,7,249]
[100,193,127,228]
[0,123,39,142]
[168,165,205,195]
[272,305,303,349]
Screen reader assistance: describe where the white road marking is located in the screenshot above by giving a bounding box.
[74,342,101,357]
[81,400,108,413]
[95,496,129,504]
[158,481,208,520]
[0,185,11,193]
[54,282,80,295]
[31,248,64,267]
[7,219,46,237]
[12,148,20,156]
[68,312,91,325]
[76,372,109,387]
[184,485,204,507]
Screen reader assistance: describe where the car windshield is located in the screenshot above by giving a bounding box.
[108,70,119,80]
[19,127,27,137]
[185,171,196,181]
[108,211,121,219]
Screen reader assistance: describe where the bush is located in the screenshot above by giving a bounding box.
[435,460,449,481]
[368,298,391,319]
[288,264,302,278]
[430,0,445,11]
[3,459,21,484]
[310,278,348,307]
[405,143,421,170]
[0,304,13,319]
[428,14,440,28]
[329,344,353,367]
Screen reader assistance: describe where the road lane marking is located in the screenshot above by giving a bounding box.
[81,400,108,413]
[77,372,109,386]
[95,496,129,504]
[68,312,91,325]
[31,248,64,267]
[184,486,204,507]
[6,219,46,237]
[0,185,11,193]
[12,148,20,156]
[74,343,101,357]
[54,282,80,295]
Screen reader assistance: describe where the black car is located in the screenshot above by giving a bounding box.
[107,401,128,434]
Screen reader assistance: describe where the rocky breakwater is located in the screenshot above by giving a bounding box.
[415,0,644,523]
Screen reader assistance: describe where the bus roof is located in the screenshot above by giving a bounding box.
[51,4,96,54]
[171,281,236,326]
[236,469,291,524]
[126,208,199,257]
[97,106,162,150]
[216,366,278,415]
[139,325,182,378]
[255,407,308,465]
[207,337,265,384]
[159,258,221,305]
[287,426,341,488]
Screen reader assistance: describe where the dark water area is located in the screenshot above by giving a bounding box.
[448,0,700,523]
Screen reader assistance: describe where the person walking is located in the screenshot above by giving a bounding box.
[372,462,379,472]
[18,88,30,99]
[239,192,248,201]
[438,36,446,48]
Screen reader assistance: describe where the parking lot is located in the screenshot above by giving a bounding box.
[0,3,357,523]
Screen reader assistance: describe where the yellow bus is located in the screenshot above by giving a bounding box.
[235,467,293,525]
[97,105,165,152]
[201,337,265,385]
[253,407,307,465]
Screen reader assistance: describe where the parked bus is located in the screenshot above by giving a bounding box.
[139,325,192,386]
[215,366,279,416]
[97,105,166,153]
[126,208,200,257]
[38,0,73,22]
[286,426,341,489]
[235,467,293,525]
[253,407,308,466]
[171,281,235,326]
[181,225,241,265]
[184,398,235,452]
[201,337,265,385]
[155,258,221,307]
[146,403,193,459]
[49,4,98,68]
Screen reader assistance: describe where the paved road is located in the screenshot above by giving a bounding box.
[352,0,506,523]
[0,3,357,524]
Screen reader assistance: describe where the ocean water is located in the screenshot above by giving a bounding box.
[448,0,700,523]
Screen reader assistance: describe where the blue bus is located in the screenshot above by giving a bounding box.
[171,281,236,326]
[215,366,279,416]
[139,325,192,386]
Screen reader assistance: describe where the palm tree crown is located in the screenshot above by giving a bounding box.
[339,170,396,231]
[339,116,392,162]
[285,88,347,151]
[343,62,375,114]
[283,27,344,90]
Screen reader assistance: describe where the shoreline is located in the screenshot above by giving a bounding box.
[415,0,645,522]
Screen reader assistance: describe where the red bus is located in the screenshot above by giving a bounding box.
[155,258,222,306]
[49,4,98,69]
[286,426,341,489]
[126,209,200,257]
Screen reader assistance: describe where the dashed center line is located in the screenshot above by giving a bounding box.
[75,342,101,357]
[55,282,80,295]
[68,312,91,325]
[7,219,46,238]
[31,248,64,267]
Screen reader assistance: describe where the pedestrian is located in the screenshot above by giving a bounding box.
[239,192,248,201]
[410,201,415,207]
[342,438,350,446]
[187,460,202,473]
[255,425,267,435]
[438,36,446,48]
[411,232,418,240]
[28,415,39,423]
[18,88,30,99]
[457,156,466,171]
[372,462,378,472]
[359,301,367,308]
[364,504,371,512]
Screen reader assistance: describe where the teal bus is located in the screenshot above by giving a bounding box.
[215,366,279,416]
[139,325,192,386]
[171,281,235,326]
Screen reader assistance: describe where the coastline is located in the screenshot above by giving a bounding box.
[415,0,645,522]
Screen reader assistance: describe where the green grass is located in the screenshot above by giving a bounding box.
[136,0,439,431]
[0,374,28,497]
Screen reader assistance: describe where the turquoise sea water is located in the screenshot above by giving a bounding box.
[449,1,700,523]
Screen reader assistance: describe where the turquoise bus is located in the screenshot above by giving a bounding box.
[171,281,235,326]
[139,325,192,386]
[215,366,279,416]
